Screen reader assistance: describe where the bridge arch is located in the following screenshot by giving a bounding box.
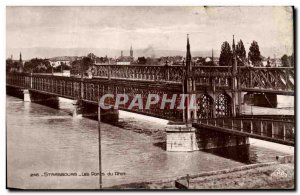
[215,93,232,117]
[197,94,214,119]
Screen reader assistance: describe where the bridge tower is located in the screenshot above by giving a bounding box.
[166,34,198,152]
[183,34,197,121]
[231,35,241,117]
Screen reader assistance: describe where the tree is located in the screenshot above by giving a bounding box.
[87,53,97,60]
[23,58,51,73]
[281,54,290,67]
[290,53,294,66]
[219,41,233,66]
[248,41,262,66]
[137,57,147,64]
[280,53,294,67]
[236,39,246,66]
[70,57,93,76]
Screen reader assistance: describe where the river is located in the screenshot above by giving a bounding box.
[6,95,294,189]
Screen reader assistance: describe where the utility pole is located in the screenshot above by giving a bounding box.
[80,60,84,100]
[61,62,64,76]
[51,64,54,75]
[98,98,102,189]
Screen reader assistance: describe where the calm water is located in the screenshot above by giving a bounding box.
[6,95,293,189]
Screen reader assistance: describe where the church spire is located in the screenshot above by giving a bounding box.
[232,35,235,53]
[130,44,133,57]
[232,35,237,70]
[19,52,22,62]
[186,34,191,69]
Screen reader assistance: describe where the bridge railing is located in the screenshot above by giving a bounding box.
[239,66,294,93]
[31,74,82,99]
[92,64,184,83]
[7,73,82,99]
[6,73,30,88]
[192,66,232,89]
[92,64,235,88]
[197,117,294,144]
[7,73,185,120]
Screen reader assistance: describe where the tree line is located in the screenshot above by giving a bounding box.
[219,39,293,67]
[219,40,262,66]
[6,56,92,75]
[6,43,294,74]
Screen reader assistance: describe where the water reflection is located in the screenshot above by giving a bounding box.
[203,145,258,164]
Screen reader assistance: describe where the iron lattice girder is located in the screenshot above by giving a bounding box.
[239,67,294,92]
[92,65,294,94]
[6,64,295,119]
[195,116,295,146]
[93,64,184,83]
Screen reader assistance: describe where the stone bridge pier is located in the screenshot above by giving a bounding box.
[24,90,60,108]
[7,86,59,108]
[72,100,119,123]
[166,122,249,152]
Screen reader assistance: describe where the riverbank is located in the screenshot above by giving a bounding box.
[109,159,294,189]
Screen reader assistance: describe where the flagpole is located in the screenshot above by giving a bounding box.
[98,98,102,189]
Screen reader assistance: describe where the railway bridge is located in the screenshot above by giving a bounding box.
[6,36,294,151]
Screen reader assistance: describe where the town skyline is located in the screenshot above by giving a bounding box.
[7,6,293,60]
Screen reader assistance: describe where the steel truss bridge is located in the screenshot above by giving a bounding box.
[7,63,294,146]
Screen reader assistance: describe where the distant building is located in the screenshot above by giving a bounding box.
[205,57,212,63]
[48,56,83,68]
[8,52,24,72]
[261,57,282,67]
[95,56,109,65]
[48,56,75,68]
[117,45,134,65]
[159,56,184,65]
[49,60,71,68]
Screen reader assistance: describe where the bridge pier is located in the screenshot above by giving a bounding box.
[7,85,28,100]
[23,89,31,102]
[166,122,198,152]
[23,90,59,108]
[72,100,83,118]
[7,86,60,108]
[194,127,249,150]
[100,108,119,123]
[73,101,119,123]
[166,122,250,152]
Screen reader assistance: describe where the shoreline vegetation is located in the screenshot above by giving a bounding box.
[109,155,294,190]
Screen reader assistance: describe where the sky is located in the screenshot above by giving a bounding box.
[6,6,294,58]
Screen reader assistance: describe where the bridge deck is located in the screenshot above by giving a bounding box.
[6,72,295,145]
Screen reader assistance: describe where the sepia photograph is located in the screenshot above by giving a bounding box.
[5,5,295,190]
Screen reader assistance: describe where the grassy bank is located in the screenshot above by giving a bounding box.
[186,163,294,189]
[109,162,294,189]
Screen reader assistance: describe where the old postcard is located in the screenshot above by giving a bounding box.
[6,6,295,190]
